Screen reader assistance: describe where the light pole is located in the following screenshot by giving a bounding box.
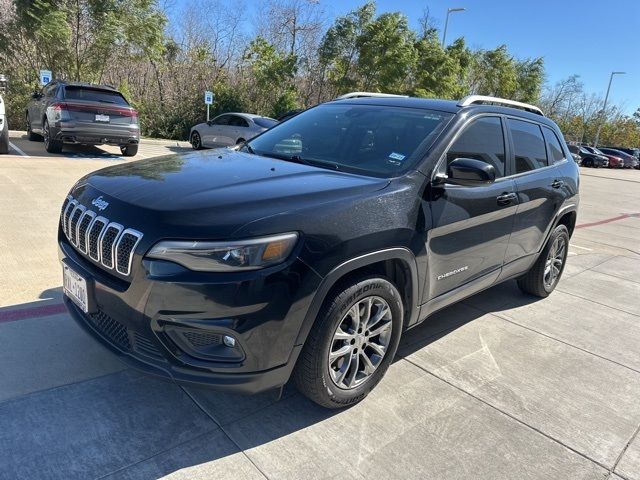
[593,71,625,147]
[442,7,465,47]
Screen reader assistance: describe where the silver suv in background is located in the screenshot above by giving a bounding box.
[190,113,277,149]
[26,81,140,156]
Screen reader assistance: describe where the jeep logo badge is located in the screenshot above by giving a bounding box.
[91,196,109,211]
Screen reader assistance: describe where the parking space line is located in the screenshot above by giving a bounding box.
[570,244,593,251]
[9,142,30,158]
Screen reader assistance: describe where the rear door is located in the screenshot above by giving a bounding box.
[504,118,563,264]
[228,115,251,144]
[426,115,518,300]
[61,86,135,133]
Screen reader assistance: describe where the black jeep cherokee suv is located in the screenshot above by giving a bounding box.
[59,95,579,408]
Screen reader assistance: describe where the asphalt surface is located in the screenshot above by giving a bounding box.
[1,132,640,480]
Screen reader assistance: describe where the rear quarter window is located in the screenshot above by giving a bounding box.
[63,87,129,106]
[542,126,566,164]
[254,117,278,128]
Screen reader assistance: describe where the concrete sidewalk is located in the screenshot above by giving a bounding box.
[1,157,639,479]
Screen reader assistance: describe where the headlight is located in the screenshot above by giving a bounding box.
[147,233,299,272]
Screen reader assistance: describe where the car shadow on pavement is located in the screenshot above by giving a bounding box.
[0,281,542,479]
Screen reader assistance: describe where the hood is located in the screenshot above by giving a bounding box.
[71,149,389,239]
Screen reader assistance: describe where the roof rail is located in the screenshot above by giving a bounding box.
[336,91,408,100]
[458,95,544,116]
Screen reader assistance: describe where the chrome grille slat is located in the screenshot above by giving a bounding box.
[99,223,123,270]
[69,205,86,246]
[60,196,143,276]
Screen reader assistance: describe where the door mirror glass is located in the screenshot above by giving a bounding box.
[446,158,496,186]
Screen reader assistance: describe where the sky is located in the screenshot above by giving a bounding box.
[168,0,640,114]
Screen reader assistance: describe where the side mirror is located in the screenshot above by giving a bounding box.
[31,91,41,99]
[445,158,496,186]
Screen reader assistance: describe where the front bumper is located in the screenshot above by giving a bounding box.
[59,236,322,394]
[52,121,139,146]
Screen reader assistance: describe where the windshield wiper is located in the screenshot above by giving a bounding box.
[258,152,340,170]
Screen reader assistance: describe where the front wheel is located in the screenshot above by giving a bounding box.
[43,119,63,153]
[120,144,138,157]
[294,276,403,408]
[517,224,569,298]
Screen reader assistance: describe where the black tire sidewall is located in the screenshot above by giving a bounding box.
[191,132,201,149]
[541,225,570,294]
[304,277,403,407]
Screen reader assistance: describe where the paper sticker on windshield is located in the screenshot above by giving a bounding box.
[388,152,406,161]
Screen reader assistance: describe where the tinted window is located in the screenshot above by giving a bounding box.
[542,127,565,163]
[229,115,249,127]
[212,115,231,126]
[567,144,578,154]
[447,116,506,177]
[508,119,547,173]
[43,83,57,97]
[64,87,129,106]
[254,117,278,128]
[246,104,452,177]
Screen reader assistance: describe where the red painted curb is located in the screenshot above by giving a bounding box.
[0,303,67,324]
[575,212,640,230]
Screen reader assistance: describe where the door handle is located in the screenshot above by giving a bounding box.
[551,179,565,189]
[496,192,517,205]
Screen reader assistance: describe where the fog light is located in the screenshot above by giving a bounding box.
[223,335,236,348]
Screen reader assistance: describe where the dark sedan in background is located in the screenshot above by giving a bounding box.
[567,144,608,168]
[26,81,139,156]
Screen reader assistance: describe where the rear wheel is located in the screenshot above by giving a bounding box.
[517,224,569,298]
[43,119,63,153]
[294,276,403,408]
[120,144,138,157]
[26,114,41,141]
[191,131,202,150]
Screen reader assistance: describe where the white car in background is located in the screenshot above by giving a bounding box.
[189,112,277,150]
[0,91,8,154]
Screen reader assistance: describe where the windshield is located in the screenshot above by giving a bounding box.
[64,87,129,106]
[246,103,452,177]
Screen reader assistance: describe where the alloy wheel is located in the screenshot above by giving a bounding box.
[43,120,50,148]
[328,296,393,389]
[192,132,201,149]
[544,235,566,289]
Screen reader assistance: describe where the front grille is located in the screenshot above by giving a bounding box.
[88,310,130,350]
[61,195,143,276]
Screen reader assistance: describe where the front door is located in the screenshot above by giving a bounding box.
[425,115,518,300]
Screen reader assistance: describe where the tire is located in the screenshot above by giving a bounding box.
[43,119,63,153]
[26,114,41,141]
[517,224,569,298]
[191,131,202,150]
[294,276,403,409]
[0,122,8,154]
[120,144,138,157]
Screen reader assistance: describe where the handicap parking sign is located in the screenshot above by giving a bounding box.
[40,69,52,85]
[204,91,214,105]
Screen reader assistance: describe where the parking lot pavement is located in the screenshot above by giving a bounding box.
[0,153,639,479]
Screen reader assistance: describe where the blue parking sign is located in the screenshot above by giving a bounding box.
[40,69,52,85]
[204,91,214,105]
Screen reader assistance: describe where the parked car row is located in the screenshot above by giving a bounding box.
[189,113,278,149]
[567,143,639,169]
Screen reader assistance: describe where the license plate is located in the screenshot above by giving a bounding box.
[63,264,89,313]
[95,114,110,123]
